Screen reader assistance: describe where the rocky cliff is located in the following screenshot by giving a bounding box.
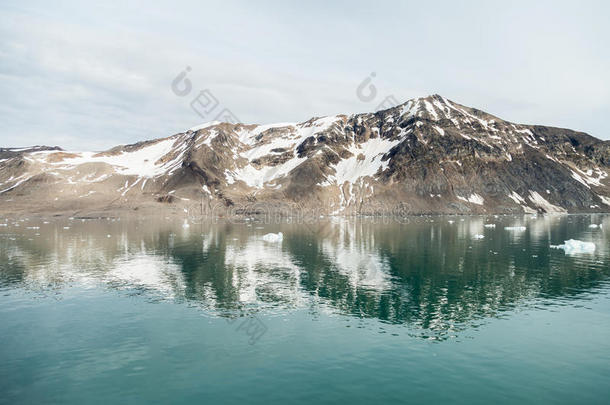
[1,95,609,216]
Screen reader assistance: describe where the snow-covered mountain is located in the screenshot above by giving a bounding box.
[1,95,609,216]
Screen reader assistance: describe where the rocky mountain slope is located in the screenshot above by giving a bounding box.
[1,95,609,216]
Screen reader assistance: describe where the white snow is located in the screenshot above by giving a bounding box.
[423,100,439,120]
[325,137,401,185]
[40,137,185,178]
[457,193,484,205]
[228,156,306,188]
[569,167,607,188]
[528,191,566,213]
[189,121,221,131]
[508,191,526,205]
[0,175,33,194]
[227,116,343,188]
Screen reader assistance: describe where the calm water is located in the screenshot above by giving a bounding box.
[1,214,610,404]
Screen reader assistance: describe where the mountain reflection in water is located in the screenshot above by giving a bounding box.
[1,214,609,340]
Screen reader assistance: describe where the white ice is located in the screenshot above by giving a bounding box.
[262,232,283,243]
[550,239,596,254]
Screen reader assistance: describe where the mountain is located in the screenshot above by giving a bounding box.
[1,95,609,217]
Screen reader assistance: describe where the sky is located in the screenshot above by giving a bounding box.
[1,0,609,150]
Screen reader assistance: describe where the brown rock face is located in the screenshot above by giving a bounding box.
[1,95,609,216]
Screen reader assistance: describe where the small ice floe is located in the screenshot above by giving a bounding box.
[588,224,602,229]
[504,226,526,231]
[63,226,70,230]
[107,234,111,238]
[262,232,283,243]
[473,234,485,239]
[550,239,596,254]
[448,220,455,224]
[484,224,496,228]
[0,224,7,227]
[182,219,190,228]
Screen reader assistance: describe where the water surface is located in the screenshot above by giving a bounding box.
[1,214,610,404]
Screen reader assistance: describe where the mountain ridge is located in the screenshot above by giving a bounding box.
[1,95,609,217]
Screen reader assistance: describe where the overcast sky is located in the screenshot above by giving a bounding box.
[1,0,608,150]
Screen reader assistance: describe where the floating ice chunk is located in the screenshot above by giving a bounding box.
[550,239,596,254]
[448,220,454,224]
[504,226,526,231]
[262,232,283,243]
[588,224,601,229]
[484,224,496,228]
[473,234,485,239]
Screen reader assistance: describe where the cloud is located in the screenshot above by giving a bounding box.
[0,0,608,150]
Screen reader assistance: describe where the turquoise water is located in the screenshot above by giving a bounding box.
[1,214,609,404]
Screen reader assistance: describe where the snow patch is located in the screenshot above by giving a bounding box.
[457,193,484,205]
[528,191,566,213]
[324,137,401,185]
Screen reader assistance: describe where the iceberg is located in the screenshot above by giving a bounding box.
[550,239,596,254]
[504,226,526,231]
[262,232,283,243]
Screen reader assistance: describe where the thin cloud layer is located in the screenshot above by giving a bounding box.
[0,0,608,150]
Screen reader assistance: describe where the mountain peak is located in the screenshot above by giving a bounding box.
[1,97,609,216]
